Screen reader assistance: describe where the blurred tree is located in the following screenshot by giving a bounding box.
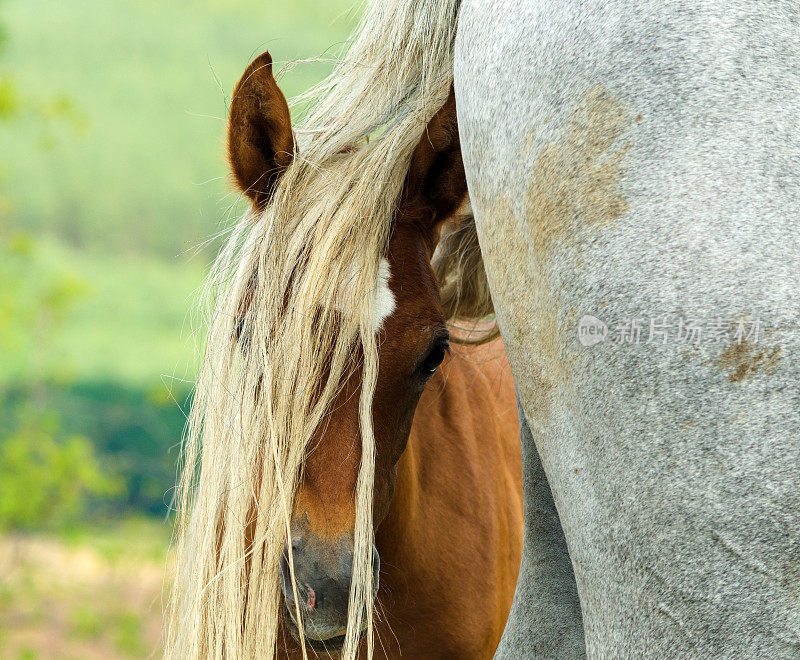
[0,233,113,532]
[0,418,119,531]
[0,3,121,531]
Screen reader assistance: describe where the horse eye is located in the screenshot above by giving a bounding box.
[419,341,449,376]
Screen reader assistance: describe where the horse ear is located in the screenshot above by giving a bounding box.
[228,51,295,209]
[403,87,468,228]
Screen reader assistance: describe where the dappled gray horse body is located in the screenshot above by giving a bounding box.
[456,0,800,656]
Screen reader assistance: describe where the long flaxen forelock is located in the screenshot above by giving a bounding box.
[167,1,480,658]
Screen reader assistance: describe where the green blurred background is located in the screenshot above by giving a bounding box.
[0,1,357,656]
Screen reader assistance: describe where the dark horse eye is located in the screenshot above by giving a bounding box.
[419,341,449,376]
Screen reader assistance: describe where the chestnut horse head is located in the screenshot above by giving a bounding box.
[226,52,471,649]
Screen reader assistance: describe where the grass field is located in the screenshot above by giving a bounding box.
[0,518,170,659]
[0,0,359,656]
[1,0,358,257]
[1,0,359,388]
[0,236,204,387]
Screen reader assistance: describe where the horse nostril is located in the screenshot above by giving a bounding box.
[304,584,316,611]
[280,539,321,613]
[280,532,307,599]
[279,549,295,602]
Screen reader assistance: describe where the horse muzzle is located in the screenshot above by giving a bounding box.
[279,529,380,650]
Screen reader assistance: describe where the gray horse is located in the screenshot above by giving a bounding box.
[455,0,800,657]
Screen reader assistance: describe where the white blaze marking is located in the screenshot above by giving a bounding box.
[374,258,396,329]
[333,258,395,330]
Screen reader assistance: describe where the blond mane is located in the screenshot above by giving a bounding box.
[166,1,494,657]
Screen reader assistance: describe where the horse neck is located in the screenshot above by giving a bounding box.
[375,337,519,547]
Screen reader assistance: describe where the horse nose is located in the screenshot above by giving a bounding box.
[279,532,380,644]
[279,548,346,614]
[279,540,381,609]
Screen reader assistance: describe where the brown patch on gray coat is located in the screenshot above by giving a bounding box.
[525,85,632,253]
[717,341,782,383]
[479,86,634,425]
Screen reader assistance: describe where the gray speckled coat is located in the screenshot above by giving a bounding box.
[454,1,800,657]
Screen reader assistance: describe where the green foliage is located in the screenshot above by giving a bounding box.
[112,611,147,656]
[0,0,5,52]
[0,232,127,529]
[0,209,198,522]
[0,76,17,118]
[0,417,120,531]
[0,236,204,387]
[0,230,88,383]
[0,0,358,257]
[70,605,104,640]
[0,380,193,516]
[70,604,148,655]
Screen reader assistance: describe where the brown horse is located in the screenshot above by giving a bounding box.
[227,52,523,658]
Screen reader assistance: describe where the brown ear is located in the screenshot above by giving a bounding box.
[227,51,295,209]
[403,88,468,226]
